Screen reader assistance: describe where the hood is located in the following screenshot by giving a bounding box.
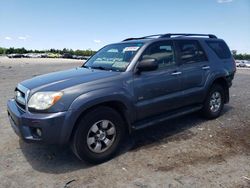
[21,67,120,91]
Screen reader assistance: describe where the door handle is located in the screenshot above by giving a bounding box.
[171,71,182,75]
[202,66,210,70]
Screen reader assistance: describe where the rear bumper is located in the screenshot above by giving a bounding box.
[7,99,73,145]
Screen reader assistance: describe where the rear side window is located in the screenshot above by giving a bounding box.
[206,40,231,59]
[176,40,208,64]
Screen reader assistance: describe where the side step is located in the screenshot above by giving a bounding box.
[132,105,203,130]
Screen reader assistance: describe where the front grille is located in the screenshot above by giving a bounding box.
[15,84,29,111]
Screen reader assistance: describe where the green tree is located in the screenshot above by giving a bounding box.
[231,50,237,56]
[0,47,5,54]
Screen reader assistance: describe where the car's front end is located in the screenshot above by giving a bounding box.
[7,84,73,144]
[6,65,123,145]
[6,40,142,145]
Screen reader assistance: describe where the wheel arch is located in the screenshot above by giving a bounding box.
[69,99,132,143]
[209,77,229,103]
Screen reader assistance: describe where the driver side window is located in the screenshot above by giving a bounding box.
[141,41,176,70]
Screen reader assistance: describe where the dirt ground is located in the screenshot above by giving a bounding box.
[0,57,249,188]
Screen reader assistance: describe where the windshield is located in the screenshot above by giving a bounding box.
[83,43,143,72]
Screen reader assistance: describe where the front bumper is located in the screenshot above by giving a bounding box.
[7,99,71,144]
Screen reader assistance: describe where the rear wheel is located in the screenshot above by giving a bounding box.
[71,106,125,164]
[202,84,225,119]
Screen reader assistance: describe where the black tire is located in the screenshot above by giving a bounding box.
[71,106,126,164]
[201,84,225,119]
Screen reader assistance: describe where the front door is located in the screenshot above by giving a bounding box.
[133,40,182,120]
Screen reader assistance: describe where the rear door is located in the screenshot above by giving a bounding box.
[133,40,182,120]
[175,40,210,106]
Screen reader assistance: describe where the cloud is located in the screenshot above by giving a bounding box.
[3,35,31,41]
[94,39,101,43]
[4,36,12,40]
[217,0,233,3]
[18,36,27,40]
[18,35,30,40]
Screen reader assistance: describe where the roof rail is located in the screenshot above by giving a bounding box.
[123,33,217,41]
[160,33,217,39]
[122,34,163,41]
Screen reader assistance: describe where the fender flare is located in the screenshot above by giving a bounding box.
[60,88,134,143]
[204,71,230,103]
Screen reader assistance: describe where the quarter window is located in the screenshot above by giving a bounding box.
[206,40,231,59]
[177,40,208,64]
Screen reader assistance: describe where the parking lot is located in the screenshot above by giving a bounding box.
[0,57,249,188]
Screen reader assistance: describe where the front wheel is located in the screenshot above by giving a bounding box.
[71,106,125,164]
[201,84,225,119]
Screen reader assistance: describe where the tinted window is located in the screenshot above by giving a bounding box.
[177,40,208,64]
[206,40,231,59]
[141,41,175,69]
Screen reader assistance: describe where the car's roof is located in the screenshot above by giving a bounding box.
[117,36,222,45]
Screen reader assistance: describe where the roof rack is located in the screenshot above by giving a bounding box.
[123,33,217,41]
[160,33,217,39]
[122,34,163,41]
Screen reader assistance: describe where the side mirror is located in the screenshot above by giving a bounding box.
[137,58,158,72]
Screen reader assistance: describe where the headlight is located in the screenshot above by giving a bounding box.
[28,91,63,110]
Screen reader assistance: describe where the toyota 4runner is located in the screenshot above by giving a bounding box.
[7,33,236,163]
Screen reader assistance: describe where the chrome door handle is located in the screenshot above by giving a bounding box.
[171,71,182,75]
[202,66,210,70]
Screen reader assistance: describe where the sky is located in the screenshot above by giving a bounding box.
[0,0,250,53]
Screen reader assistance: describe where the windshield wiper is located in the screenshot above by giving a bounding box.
[91,66,106,70]
[91,66,117,71]
[83,65,121,72]
[82,65,90,69]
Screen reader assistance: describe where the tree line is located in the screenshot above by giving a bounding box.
[231,50,250,60]
[233,54,250,60]
[0,47,249,60]
[0,47,96,56]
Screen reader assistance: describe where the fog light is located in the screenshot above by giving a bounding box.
[36,128,42,137]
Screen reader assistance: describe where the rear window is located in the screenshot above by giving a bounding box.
[206,40,231,59]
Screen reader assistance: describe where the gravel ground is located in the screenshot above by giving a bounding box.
[0,57,249,188]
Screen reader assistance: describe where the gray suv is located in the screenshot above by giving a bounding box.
[7,33,236,163]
